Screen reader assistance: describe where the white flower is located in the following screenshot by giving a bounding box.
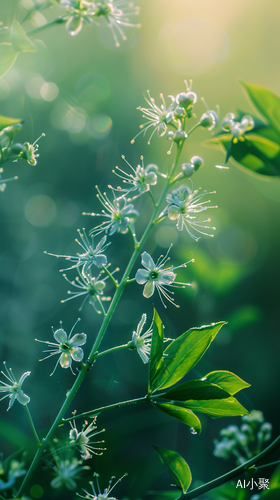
[84,186,138,237]
[45,231,110,277]
[111,155,160,199]
[0,362,30,411]
[135,248,193,308]
[18,133,45,165]
[51,449,90,490]
[61,0,96,36]
[36,319,86,376]
[129,314,153,364]
[131,91,177,145]
[77,472,127,499]
[165,183,217,241]
[61,269,112,314]
[69,418,106,459]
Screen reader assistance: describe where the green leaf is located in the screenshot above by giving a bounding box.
[148,309,164,393]
[172,397,249,418]
[201,371,250,395]
[262,487,280,499]
[158,380,231,401]
[206,134,280,176]
[270,464,280,488]
[152,401,202,434]
[11,20,37,53]
[153,322,226,392]
[0,43,18,78]
[154,446,192,494]
[240,81,280,135]
[0,115,23,133]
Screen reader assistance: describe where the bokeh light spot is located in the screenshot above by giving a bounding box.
[88,114,112,139]
[30,484,44,498]
[24,195,57,227]
[40,82,59,101]
[25,76,45,99]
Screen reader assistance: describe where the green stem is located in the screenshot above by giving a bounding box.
[148,190,156,207]
[181,435,280,499]
[27,17,66,36]
[94,343,129,359]
[63,395,148,423]
[256,459,280,470]
[186,122,201,136]
[102,265,119,288]
[24,405,40,445]
[17,143,184,497]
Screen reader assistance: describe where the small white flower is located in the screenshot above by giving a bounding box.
[77,472,127,499]
[50,449,90,490]
[131,91,177,145]
[61,269,112,314]
[129,314,153,364]
[135,247,193,308]
[45,231,110,277]
[165,183,217,241]
[111,155,161,199]
[69,418,106,459]
[221,112,254,142]
[36,319,86,376]
[84,186,138,237]
[61,0,96,36]
[18,133,45,165]
[0,362,30,411]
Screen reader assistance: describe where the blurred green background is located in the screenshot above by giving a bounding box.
[0,0,280,498]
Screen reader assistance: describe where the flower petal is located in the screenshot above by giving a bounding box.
[135,269,149,284]
[141,251,155,271]
[143,280,155,298]
[69,333,87,347]
[70,347,84,362]
[18,371,31,386]
[60,352,71,369]
[54,328,68,344]
[16,390,30,406]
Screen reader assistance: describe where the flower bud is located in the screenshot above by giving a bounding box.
[240,114,254,132]
[174,106,185,118]
[176,91,197,109]
[181,163,195,177]
[190,155,204,171]
[174,130,187,143]
[10,143,24,155]
[0,123,22,139]
[200,110,218,131]
[167,131,175,141]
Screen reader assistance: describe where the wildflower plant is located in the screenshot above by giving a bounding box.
[1,6,280,500]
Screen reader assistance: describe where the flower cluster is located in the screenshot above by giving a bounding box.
[0,362,30,411]
[135,247,193,308]
[213,410,272,465]
[61,0,141,46]
[165,183,217,240]
[61,269,112,313]
[36,319,86,375]
[132,80,218,151]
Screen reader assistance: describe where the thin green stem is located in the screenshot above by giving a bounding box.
[62,395,148,423]
[256,459,280,470]
[24,405,40,445]
[180,435,280,499]
[94,343,129,359]
[186,122,201,136]
[148,190,156,207]
[17,142,184,497]
[128,224,139,248]
[27,17,66,36]
[102,265,119,288]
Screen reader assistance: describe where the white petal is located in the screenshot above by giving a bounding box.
[54,328,67,344]
[141,252,155,271]
[135,269,149,284]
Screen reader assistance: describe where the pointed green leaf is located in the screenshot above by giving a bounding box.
[148,309,164,393]
[0,115,23,133]
[158,380,231,401]
[240,81,280,135]
[152,401,202,434]
[201,371,250,395]
[0,43,18,78]
[11,20,37,53]
[154,446,192,494]
[248,134,280,158]
[153,322,226,392]
[175,397,249,418]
